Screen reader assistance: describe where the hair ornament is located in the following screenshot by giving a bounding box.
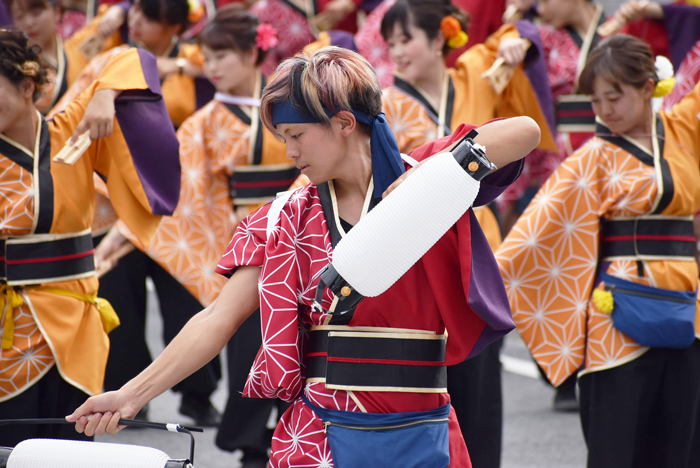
[16,60,40,77]
[440,16,468,49]
[187,0,205,23]
[653,55,675,98]
[256,23,278,51]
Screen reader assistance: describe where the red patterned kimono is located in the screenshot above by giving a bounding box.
[666,40,700,109]
[216,125,520,467]
[250,0,369,77]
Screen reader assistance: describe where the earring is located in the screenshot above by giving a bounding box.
[437,50,442,57]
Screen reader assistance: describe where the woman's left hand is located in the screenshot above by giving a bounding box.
[70,89,119,145]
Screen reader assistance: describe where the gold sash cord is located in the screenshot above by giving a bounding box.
[1,284,119,349]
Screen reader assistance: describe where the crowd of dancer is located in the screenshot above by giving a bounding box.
[1,0,699,467]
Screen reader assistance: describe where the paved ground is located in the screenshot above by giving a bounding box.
[96,283,588,468]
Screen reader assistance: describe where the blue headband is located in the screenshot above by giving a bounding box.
[271,101,405,198]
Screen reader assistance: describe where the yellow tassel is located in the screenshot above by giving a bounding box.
[95,298,120,334]
[592,288,614,314]
[448,31,468,49]
[653,77,675,98]
[1,286,25,349]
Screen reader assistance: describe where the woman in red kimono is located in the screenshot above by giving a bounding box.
[67,46,541,467]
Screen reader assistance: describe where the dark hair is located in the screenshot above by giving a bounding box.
[198,5,266,65]
[380,0,469,56]
[7,0,59,13]
[0,29,49,102]
[136,0,190,33]
[579,34,657,95]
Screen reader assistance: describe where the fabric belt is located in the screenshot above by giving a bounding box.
[556,95,595,133]
[600,218,696,260]
[305,326,448,393]
[230,164,300,206]
[0,231,96,285]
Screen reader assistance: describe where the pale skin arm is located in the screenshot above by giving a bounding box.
[613,1,663,23]
[65,265,262,436]
[384,116,541,197]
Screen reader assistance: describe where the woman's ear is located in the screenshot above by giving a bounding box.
[643,78,655,100]
[243,48,259,66]
[20,78,36,101]
[334,110,357,137]
[165,23,183,39]
[434,30,446,55]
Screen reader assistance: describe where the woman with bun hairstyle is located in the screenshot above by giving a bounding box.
[67,46,542,468]
[7,0,72,114]
[0,29,180,446]
[498,35,700,467]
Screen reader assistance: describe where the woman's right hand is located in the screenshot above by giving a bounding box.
[95,227,129,272]
[65,390,143,436]
[497,37,529,67]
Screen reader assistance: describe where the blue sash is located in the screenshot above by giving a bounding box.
[601,272,697,348]
[302,396,450,468]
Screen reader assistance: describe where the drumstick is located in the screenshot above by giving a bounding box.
[597,1,649,37]
[53,132,91,165]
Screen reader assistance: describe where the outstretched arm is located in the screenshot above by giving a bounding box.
[66,265,262,436]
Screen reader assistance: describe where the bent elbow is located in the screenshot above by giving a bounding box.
[522,116,541,154]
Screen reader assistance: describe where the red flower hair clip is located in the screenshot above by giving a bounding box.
[256,23,279,51]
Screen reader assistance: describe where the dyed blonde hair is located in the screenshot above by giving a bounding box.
[260,46,383,135]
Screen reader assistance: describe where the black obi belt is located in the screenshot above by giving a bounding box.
[305,325,448,393]
[1,230,95,285]
[230,164,300,207]
[556,95,595,134]
[600,217,696,261]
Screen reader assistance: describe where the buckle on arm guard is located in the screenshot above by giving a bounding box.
[312,264,365,319]
[452,129,495,181]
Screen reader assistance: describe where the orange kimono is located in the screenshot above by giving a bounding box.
[383,24,557,156]
[0,48,180,400]
[496,82,700,387]
[381,24,554,249]
[49,39,212,236]
[50,42,209,128]
[117,73,293,307]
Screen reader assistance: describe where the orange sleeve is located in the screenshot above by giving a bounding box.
[50,48,181,246]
